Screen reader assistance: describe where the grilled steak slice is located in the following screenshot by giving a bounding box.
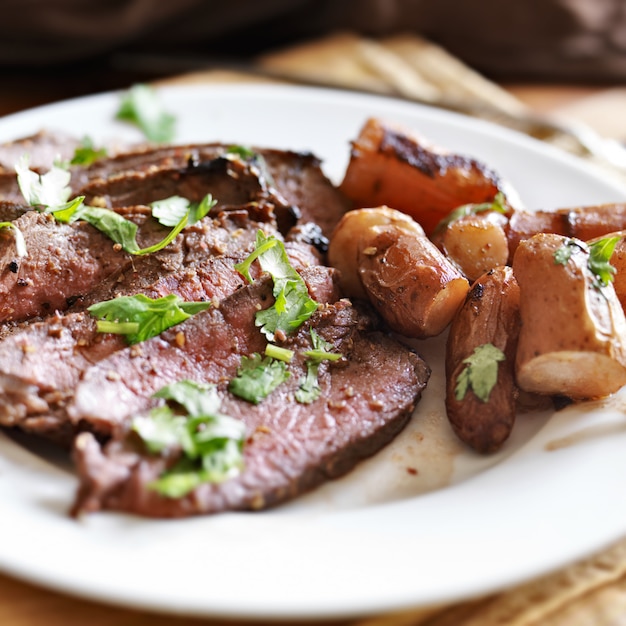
[72,143,349,237]
[0,130,81,171]
[0,211,131,324]
[0,313,125,443]
[70,284,429,517]
[80,155,279,211]
[0,230,334,444]
[0,201,29,222]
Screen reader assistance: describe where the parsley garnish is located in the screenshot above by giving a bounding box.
[150,194,216,228]
[70,136,107,166]
[454,343,505,403]
[296,329,342,404]
[132,380,245,498]
[228,353,290,404]
[15,157,212,256]
[115,84,176,143]
[588,236,619,288]
[554,236,618,290]
[235,231,318,341]
[0,222,27,257]
[433,192,507,235]
[88,294,210,345]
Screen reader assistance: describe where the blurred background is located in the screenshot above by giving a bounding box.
[1,0,625,114]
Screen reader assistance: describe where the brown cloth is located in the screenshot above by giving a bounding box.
[2,0,626,80]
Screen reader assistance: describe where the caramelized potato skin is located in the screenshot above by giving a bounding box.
[328,206,469,338]
[437,212,509,281]
[513,233,626,399]
[340,118,507,236]
[359,224,469,338]
[445,267,520,453]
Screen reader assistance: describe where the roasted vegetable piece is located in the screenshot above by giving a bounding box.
[329,206,469,338]
[445,266,520,453]
[436,212,509,282]
[327,205,420,299]
[513,233,626,399]
[339,117,514,236]
[506,203,626,262]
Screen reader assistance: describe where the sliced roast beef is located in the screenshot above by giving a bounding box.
[72,143,349,237]
[0,211,131,324]
[0,226,334,445]
[0,130,81,172]
[70,284,429,517]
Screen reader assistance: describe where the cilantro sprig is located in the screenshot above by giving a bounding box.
[115,84,176,143]
[554,236,619,290]
[70,136,107,166]
[15,156,214,256]
[296,329,342,404]
[235,231,318,341]
[132,380,245,498]
[433,192,508,235]
[228,353,290,404]
[455,343,505,403]
[88,294,210,345]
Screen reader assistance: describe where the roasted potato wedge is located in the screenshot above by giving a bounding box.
[445,266,520,453]
[436,212,509,282]
[339,117,515,236]
[328,206,469,338]
[513,233,626,399]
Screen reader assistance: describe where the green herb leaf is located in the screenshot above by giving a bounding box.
[150,194,216,228]
[553,238,583,266]
[454,343,505,403]
[70,136,107,166]
[116,84,176,143]
[588,236,619,288]
[226,145,256,160]
[295,329,341,405]
[154,379,222,419]
[0,222,27,257]
[433,192,508,235]
[228,353,290,404]
[88,293,210,344]
[132,380,245,498]
[15,154,72,207]
[295,361,321,404]
[265,343,294,362]
[236,231,318,341]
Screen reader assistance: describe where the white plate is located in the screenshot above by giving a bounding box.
[1,84,626,621]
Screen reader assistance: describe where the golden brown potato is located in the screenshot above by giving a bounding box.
[357,218,470,338]
[339,117,514,236]
[437,212,509,282]
[327,206,422,299]
[328,206,469,338]
[445,266,520,453]
[513,233,626,399]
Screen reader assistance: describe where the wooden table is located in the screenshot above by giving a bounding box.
[1,58,626,626]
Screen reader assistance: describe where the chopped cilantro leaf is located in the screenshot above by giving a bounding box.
[228,353,290,404]
[433,192,508,235]
[295,329,341,405]
[295,361,321,404]
[70,136,107,166]
[455,343,505,403]
[588,236,619,288]
[88,293,210,344]
[554,236,618,290]
[116,84,176,143]
[15,155,72,207]
[132,380,245,498]
[236,231,318,341]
